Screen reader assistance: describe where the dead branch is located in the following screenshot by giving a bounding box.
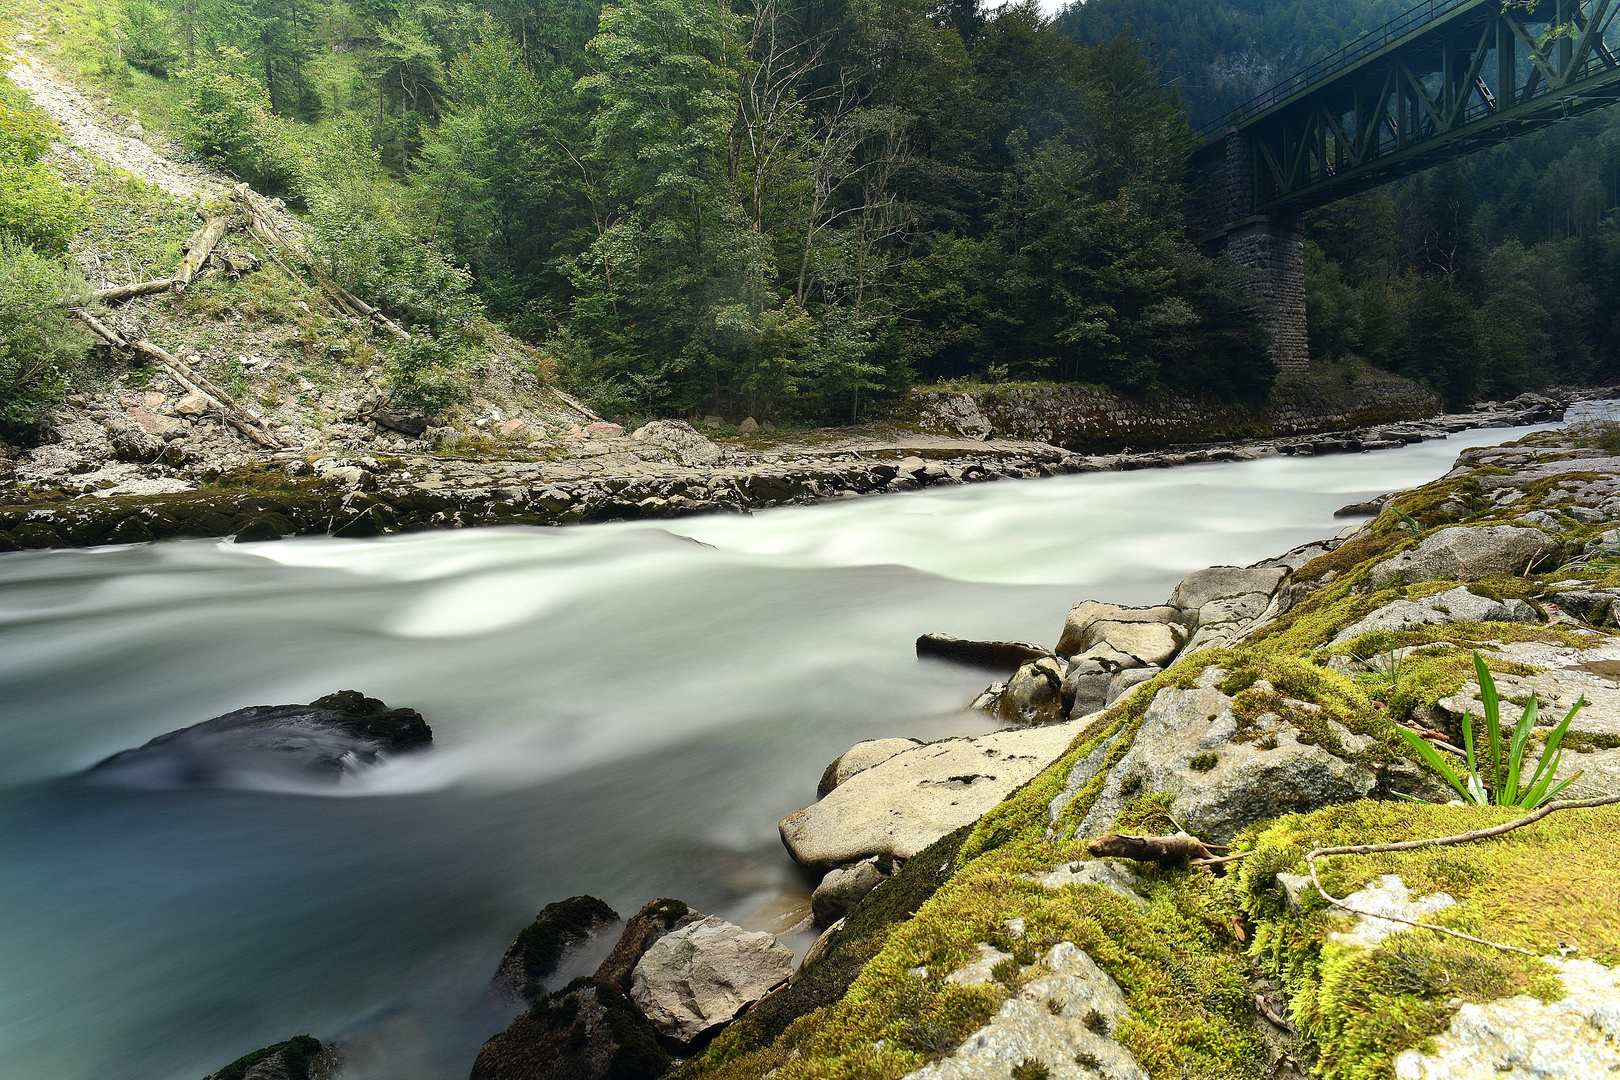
[1088,831,1217,866]
[1305,793,1620,955]
[74,309,127,347]
[88,278,173,305]
[131,340,282,450]
[173,215,230,290]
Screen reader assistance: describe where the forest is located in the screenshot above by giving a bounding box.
[6,0,1620,425]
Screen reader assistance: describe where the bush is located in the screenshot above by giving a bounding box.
[111,0,179,76]
[0,74,85,253]
[171,48,296,190]
[0,242,98,423]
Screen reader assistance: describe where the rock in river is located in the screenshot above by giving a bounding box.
[83,690,431,789]
[492,895,622,1003]
[629,915,794,1044]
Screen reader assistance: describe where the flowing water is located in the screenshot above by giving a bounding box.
[0,413,1595,1080]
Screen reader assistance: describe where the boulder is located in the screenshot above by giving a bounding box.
[739,417,760,435]
[1369,525,1559,587]
[1083,621,1183,667]
[175,391,210,416]
[1330,586,1540,645]
[915,633,1053,672]
[469,978,669,1080]
[903,942,1147,1080]
[1076,669,1378,843]
[584,422,625,439]
[1061,661,1112,719]
[83,691,431,789]
[1107,665,1160,704]
[1056,601,1180,657]
[629,915,793,1044]
[630,420,722,467]
[593,899,704,991]
[817,738,922,798]
[492,896,621,1003]
[996,657,1066,724]
[371,408,429,436]
[1168,566,1288,612]
[811,856,889,925]
[781,723,1080,871]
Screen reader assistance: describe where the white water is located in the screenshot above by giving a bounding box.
[0,416,1581,1080]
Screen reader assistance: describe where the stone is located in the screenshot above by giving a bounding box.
[781,723,1081,871]
[175,391,210,416]
[903,943,1148,1080]
[593,899,704,990]
[131,408,183,437]
[492,895,621,1003]
[739,417,760,435]
[897,455,927,476]
[630,419,722,467]
[372,408,429,436]
[811,856,888,925]
[1325,874,1456,948]
[233,518,284,543]
[83,691,431,789]
[1438,665,1620,741]
[1083,621,1183,667]
[1055,601,1180,657]
[1107,665,1160,704]
[469,978,669,1080]
[915,633,1053,672]
[1330,586,1539,645]
[798,917,844,976]
[1168,565,1289,611]
[1076,669,1378,843]
[1026,860,1145,907]
[1369,525,1560,587]
[997,657,1067,724]
[585,422,625,439]
[1061,663,1112,719]
[817,737,922,798]
[944,943,1014,986]
[629,915,793,1043]
[1196,592,1271,627]
[1393,958,1620,1079]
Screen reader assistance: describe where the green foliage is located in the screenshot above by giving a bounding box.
[0,80,85,254]
[111,0,180,76]
[1396,652,1586,809]
[205,1034,323,1080]
[171,48,296,190]
[0,241,97,424]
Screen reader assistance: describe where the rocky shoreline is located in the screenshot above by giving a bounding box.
[0,391,1580,551]
[183,415,1620,1080]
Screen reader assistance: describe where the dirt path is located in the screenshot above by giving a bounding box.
[5,50,226,201]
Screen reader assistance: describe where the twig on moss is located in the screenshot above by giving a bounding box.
[1088,831,1217,866]
[1304,793,1620,955]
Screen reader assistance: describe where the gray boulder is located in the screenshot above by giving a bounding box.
[1076,668,1378,843]
[1331,586,1539,645]
[818,737,922,798]
[1369,525,1559,587]
[997,656,1067,724]
[629,916,793,1044]
[1108,666,1160,704]
[1061,660,1113,719]
[1169,566,1289,612]
[811,856,889,925]
[630,419,722,467]
[83,691,431,790]
[1056,601,1180,657]
[1083,621,1183,667]
[781,723,1080,870]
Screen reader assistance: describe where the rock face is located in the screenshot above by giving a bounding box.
[1331,586,1539,645]
[811,856,890,925]
[629,915,794,1044]
[1392,958,1620,1079]
[83,691,431,789]
[1076,668,1379,843]
[782,724,1080,871]
[469,978,670,1080]
[915,633,1054,672]
[903,942,1148,1080]
[492,896,621,1003]
[630,420,722,467]
[817,738,921,798]
[1369,525,1559,587]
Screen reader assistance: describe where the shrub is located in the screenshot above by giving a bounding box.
[0,241,97,423]
[171,48,296,190]
[110,0,179,76]
[0,74,84,253]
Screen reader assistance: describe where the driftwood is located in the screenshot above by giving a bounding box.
[1087,831,1219,866]
[1305,792,1620,955]
[130,340,282,450]
[173,215,229,290]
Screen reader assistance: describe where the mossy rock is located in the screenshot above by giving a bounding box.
[495,895,621,1002]
[204,1034,326,1080]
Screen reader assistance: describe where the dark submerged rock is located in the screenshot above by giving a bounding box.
[469,978,669,1080]
[493,896,621,1003]
[915,632,1054,672]
[84,691,431,789]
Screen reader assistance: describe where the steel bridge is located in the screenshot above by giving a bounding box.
[1194,0,1620,373]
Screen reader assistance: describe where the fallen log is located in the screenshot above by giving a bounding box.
[88,278,173,304]
[173,215,229,290]
[130,340,283,450]
[73,309,127,347]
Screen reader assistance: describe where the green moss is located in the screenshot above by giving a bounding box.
[1115,791,1178,833]
[1190,752,1219,772]
[1233,801,1620,1080]
[204,1035,323,1080]
[510,895,619,990]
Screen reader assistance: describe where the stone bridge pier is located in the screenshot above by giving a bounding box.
[1200,130,1309,376]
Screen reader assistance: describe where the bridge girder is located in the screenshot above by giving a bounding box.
[1200,0,1620,222]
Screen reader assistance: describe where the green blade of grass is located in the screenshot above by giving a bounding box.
[1475,653,1502,795]
[1505,694,1538,805]
[1395,727,1476,804]
[1523,696,1586,806]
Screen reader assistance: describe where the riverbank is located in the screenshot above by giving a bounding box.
[0,391,1579,551]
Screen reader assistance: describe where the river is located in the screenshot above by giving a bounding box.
[0,413,1593,1080]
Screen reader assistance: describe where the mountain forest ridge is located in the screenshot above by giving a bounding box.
[5,0,1620,445]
